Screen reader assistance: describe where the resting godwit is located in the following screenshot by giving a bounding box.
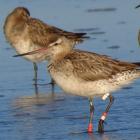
[15,42,140,133]
[3,7,87,86]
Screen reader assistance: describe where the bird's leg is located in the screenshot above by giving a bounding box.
[87,98,94,133]
[33,62,38,85]
[50,79,55,94]
[98,94,114,133]
[34,83,39,95]
[46,79,55,93]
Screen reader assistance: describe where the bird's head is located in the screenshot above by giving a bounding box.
[11,7,30,18]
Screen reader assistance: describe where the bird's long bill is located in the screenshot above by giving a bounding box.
[135,4,140,8]
[13,48,48,57]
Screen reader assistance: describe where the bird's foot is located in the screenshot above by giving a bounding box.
[46,79,55,86]
[87,123,93,133]
[98,119,104,133]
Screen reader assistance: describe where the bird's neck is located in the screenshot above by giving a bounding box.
[49,49,70,65]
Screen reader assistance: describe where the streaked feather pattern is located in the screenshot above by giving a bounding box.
[51,49,140,81]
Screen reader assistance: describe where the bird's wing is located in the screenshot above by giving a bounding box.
[26,18,87,48]
[63,50,138,81]
[26,18,60,47]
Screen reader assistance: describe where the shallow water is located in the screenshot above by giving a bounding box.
[0,0,140,139]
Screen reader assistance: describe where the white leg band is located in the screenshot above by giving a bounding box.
[101,115,106,121]
[102,93,110,100]
[100,112,107,121]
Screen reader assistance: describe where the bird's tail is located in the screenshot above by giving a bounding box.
[75,32,89,38]
[133,62,140,66]
[64,31,89,43]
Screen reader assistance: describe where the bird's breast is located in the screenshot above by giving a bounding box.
[49,68,103,97]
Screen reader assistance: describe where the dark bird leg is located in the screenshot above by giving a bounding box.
[98,94,114,133]
[50,79,55,94]
[34,83,39,95]
[33,62,38,85]
[87,98,94,133]
[46,78,55,94]
[33,62,55,94]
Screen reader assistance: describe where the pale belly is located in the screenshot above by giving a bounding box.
[13,40,47,63]
[50,71,112,97]
[50,70,140,98]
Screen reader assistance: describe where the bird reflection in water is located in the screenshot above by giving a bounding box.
[13,92,65,109]
[88,132,112,140]
[33,78,55,95]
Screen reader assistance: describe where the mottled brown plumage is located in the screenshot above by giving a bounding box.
[3,7,87,85]
[17,47,140,86]
[45,49,140,88]
[15,38,140,133]
[62,50,139,81]
[4,7,87,54]
[48,49,140,132]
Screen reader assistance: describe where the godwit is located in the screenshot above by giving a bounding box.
[15,42,140,133]
[3,7,87,87]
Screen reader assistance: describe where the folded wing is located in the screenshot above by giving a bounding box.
[27,18,88,48]
[64,50,139,81]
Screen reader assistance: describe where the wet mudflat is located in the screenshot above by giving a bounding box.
[0,0,140,139]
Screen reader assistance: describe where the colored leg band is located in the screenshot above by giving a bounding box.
[88,123,93,133]
[102,93,110,100]
[100,112,107,121]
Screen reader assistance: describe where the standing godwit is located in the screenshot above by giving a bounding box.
[3,7,87,87]
[15,42,140,133]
